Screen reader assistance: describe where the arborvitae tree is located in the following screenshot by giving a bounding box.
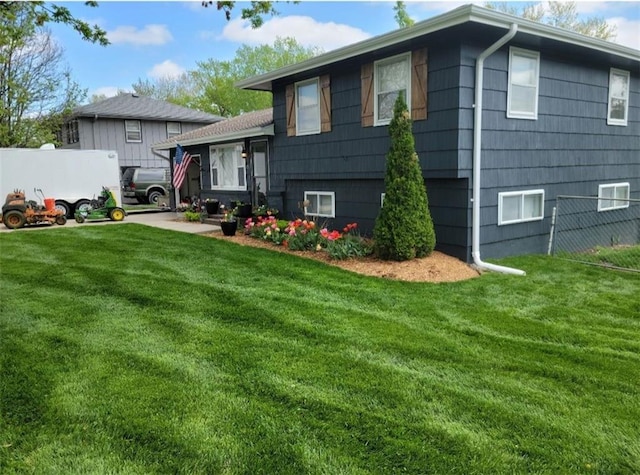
[373,95,435,261]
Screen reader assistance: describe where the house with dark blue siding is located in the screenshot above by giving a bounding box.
[171,5,640,264]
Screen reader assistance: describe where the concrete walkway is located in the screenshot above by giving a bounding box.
[0,209,221,234]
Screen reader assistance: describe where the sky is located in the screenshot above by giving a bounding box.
[48,1,640,101]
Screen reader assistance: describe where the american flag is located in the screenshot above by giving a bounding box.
[173,144,192,190]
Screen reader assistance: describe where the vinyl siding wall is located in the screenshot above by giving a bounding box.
[460,41,640,259]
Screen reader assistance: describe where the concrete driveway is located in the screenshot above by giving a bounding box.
[0,209,219,235]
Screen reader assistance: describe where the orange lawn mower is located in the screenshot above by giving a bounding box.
[1,188,67,229]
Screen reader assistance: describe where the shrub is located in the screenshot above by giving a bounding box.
[373,95,435,261]
[184,210,202,222]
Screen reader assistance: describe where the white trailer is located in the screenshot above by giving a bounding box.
[0,147,122,217]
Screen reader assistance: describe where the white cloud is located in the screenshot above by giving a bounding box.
[607,16,640,49]
[107,24,173,46]
[91,86,124,98]
[148,60,186,80]
[219,15,372,51]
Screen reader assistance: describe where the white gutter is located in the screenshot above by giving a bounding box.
[472,23,526,276]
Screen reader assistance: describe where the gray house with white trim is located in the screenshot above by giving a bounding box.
[58,94,222,173]
[232,4,639,262]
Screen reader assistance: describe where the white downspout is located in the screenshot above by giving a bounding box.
[472,23,526,276]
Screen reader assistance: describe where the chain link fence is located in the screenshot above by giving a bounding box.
[549,195,640,272]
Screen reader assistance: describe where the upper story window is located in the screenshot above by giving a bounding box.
[598,183,630,211]
[167,122,182,138]
[125,120,142,142]
[498,189,544,225]
[295,78,321,135]
[210,144,246,191]
[507,47,540,120]
[65,120,79,144]
[374,53,411,125]
[607,68,630,126]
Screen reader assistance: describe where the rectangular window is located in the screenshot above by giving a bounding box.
[607,69,630,126]
[125,120,142,142]
[295,78,320,135]
[507,48,540,120]
[375,53,411,125]
[304,191,335,217]
[167,122,182,138]
[66,120,79,144]
[598,183,630,211]
[210,144,246,191]
[498,189,544,225]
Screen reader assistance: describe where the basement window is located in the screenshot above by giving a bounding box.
[498,189,544,225]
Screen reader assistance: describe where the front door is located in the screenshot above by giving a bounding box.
[251,141,268,206]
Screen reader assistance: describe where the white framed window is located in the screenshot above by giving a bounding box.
[507,47,540,120]
[498,189,544,225]
[295,78,320,135]
[598,183,630,211]
[304,191,335,217]
[125,120,142,142]
[374,53,411,125]
[607,69,630,126]
[210,144,246,191]
[167,122,182,138]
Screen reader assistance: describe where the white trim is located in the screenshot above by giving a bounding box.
[295,77,321,136]
[374,52,411,126]
[236,5,639,92]
[507,47,539,120]
[598,182,630,211]
[498,189,545,225]
[607,68,630,126]
[304,191,335,217]
[153,124,274,150]
[209,143,247,191]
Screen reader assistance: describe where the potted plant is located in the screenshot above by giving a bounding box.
[205,198,219,215]
[234,201,253,218]
[220,210,237,236]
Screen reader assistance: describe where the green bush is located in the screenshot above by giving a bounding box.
[373,95,436,261]
[184,210,202,222]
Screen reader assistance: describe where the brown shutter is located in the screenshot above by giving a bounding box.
[286,84,296,136]
[411,48,428,121]
[361,63,374,127]
[320,75,331,133]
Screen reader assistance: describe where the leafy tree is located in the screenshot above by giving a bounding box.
[132,37,321,117]
[373,96,435,261]
[0,1,105,147]
[485,1,617,40]
[202,1,298,28]
[0,1,108,46]
[394,1,415,28]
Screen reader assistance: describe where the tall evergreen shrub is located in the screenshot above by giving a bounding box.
[373,95,436,261]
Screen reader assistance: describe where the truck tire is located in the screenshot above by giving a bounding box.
[3,210,26,229]
[55,201,71,218]
[147,190,163,205]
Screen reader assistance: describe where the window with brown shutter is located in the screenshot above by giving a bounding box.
[286,76,332,136]
[362,48,428,127]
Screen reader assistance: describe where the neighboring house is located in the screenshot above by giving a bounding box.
[227,4,639,262]
[152,108,274,206]
[58,94,222,173]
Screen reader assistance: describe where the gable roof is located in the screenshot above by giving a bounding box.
[152,108,274,150]
[237,3,640,91]
[71,94,223,123]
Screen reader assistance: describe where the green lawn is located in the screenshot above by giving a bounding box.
[1,224,638,474]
